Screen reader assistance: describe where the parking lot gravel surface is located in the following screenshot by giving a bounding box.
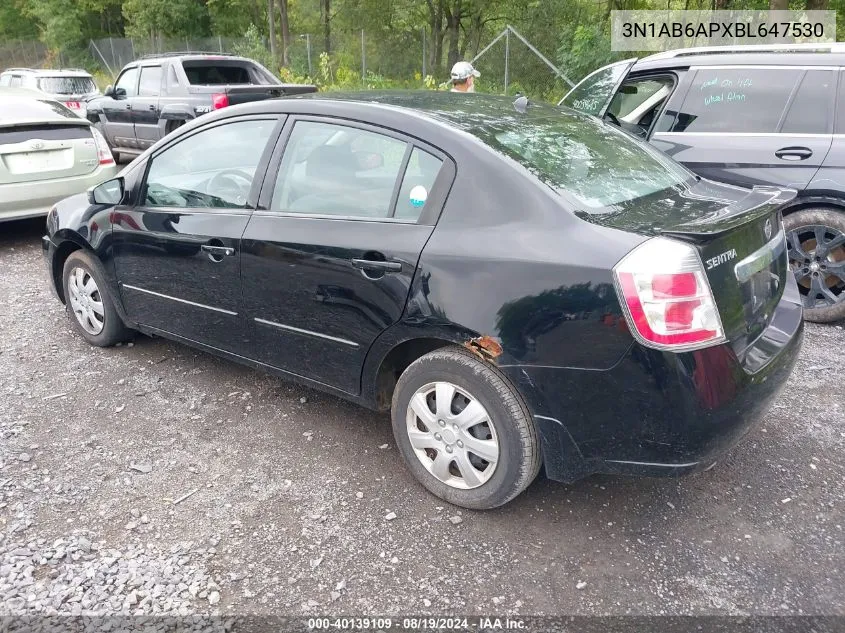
[1,217,844,618]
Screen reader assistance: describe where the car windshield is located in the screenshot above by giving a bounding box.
[477,113,693,210]
[36,76,97,95]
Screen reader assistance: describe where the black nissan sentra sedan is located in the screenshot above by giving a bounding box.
[43,92,803,509]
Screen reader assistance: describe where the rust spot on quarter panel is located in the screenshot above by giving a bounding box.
[464,335,503,363]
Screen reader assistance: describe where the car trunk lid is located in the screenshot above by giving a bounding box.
[0,123,98,185]
[585,179,795,353]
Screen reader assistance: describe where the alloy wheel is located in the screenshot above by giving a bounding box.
[405,381,499,490]
[786,224,845,309]
[67,267,105,335]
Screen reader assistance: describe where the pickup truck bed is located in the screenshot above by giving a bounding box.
[86,53,317,161]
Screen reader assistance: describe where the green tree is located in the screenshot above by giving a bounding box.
[122,0,211,38]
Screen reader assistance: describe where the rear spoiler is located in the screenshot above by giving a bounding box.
[660,185,796,238]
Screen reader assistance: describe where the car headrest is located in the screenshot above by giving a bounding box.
[306,145,356,182]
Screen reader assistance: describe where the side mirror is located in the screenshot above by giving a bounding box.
[88,177,125,206]
[104,85,114,98]
[353,151,383,171]
[114,87,127,98]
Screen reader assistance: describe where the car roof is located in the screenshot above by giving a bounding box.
[0,89,91,126]
[125,53,254,67]
[632,43,845,72]
[1,68,92,76]
[277,90,576,128]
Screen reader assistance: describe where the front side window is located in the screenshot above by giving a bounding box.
[271,121,411,219]
[138,66,162,97]
[671,68,801,133]
[143,119,276,209]
[115,68,139,97]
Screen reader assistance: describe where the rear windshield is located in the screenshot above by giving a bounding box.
[476,113,692,210]
[181,61,275,85]
[36,76,97,95]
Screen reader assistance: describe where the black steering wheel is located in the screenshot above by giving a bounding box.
[207,169,253,206]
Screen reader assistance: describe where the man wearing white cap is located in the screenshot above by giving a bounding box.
[450,61,480,93]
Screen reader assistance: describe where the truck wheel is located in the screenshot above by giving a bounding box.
[784,207,845,323]
[391,346,541,510]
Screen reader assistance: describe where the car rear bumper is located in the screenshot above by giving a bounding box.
[509,274,805,483]
[0,164,117,222]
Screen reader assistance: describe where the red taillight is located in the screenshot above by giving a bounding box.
[651,272,697,298]
[614,238,725,351]
[90,127,114,165]
[212,93,229,110]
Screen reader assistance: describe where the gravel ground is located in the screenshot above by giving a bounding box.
[0,217,843,619]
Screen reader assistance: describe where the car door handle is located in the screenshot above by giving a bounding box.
[148,104,156,111]
[775,146,813,161]
[351,258,402,272]
[201,244,235,259]
[125,103,131,110]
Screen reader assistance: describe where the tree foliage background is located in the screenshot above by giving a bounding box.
[0,0,840,93]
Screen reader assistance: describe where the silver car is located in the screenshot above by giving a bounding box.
[0,88,118,222]
[0,68,100,118]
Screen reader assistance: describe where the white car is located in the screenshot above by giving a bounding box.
[0,88,117,222]
[0,68,100,118]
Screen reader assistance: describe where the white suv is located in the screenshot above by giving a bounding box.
[0,68,100,117]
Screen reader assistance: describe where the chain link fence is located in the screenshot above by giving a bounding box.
[0,40,51,70]
[88,37,252,77]
[1,26,574,102]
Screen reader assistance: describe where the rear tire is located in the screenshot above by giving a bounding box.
[62,250,132,347]
[783,207,845,323]
[391,346,541,510]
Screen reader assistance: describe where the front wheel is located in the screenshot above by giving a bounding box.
[784,208,845,323]
[391,346,541,510]
[62,250,132,347]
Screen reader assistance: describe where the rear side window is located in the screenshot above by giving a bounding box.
[607,77,673,120]
[138,66,162,97]
[181,61,274,85]
[781,70,834,134]
[671,68,801,133]
[0,75,11,87]
[0,125,91,145]
[271,121,413,219]
[395,148,443,220]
